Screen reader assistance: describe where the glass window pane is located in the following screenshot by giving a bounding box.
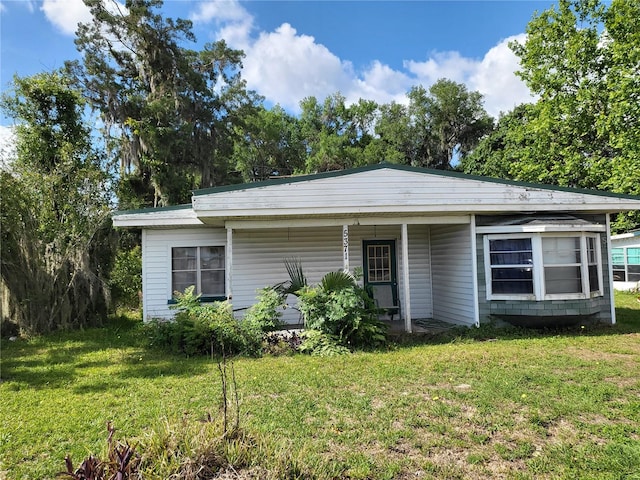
[588,265,599,292]
[489,238,533,267]
[172,247,197,270]
[587,237,597,264]
[490,238,532,252]
[490,252,533,265]
[172,271,197,295]
[545,266,582,294]
[491,268,533,294]
[611,248,625,265]
[628,248,640,265]
[200,246,224,269]
[613,269,626,282]
[628,265,640,282]
[201,270,225,296]
[543,237,580,265]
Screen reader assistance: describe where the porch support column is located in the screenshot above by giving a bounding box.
[606,214,616,325]
[226,226,233,302]
[470,215,480,327]
[342,224,349,273]
[401,223,412,333]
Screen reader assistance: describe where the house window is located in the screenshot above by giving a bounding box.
[488,238,534,295]
[613,247,640,283]
[171,246,225,299]
[612,248,626,281]
[543,237,581,294]
[484,233,602,300]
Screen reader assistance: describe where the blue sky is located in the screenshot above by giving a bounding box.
[0,0,558,145]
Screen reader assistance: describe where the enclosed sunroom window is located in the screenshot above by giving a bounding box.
[171,246,225,299]
[484,233,602,300]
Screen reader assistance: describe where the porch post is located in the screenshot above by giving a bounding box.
[342,224,349,272]
[401,223,412,333]
[226,226,233,302]
[606,214,616,325]
[470,215,480,327]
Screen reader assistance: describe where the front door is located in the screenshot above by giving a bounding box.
[363,240,399,319]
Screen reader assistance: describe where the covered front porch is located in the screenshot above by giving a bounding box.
[223,216,480,332]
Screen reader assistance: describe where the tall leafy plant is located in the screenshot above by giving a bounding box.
[0,71,114,334]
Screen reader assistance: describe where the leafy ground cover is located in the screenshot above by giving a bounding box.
[1,292,640,479]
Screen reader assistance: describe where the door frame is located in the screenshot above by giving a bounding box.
[362,239,399,315]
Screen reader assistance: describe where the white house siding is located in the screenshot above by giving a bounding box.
[232,227,344,324]
[430,224,476,325]
[231,224,434,324]
[143,227,227,320]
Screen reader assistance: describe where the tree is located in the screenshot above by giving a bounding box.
[374,81,493,170]
[464,0,639,231]
[300,93,378,173]
[67,0,260,207]
[422,80,494,169]
[0,71,113,334]
[232,105,305,182]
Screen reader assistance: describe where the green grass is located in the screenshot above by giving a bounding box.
[2,293,640,479]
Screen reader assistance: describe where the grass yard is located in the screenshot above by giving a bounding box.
[2,292,640,479]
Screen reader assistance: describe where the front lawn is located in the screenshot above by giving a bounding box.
[1,292,640,479]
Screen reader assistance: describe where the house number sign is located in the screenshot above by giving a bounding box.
[343,225,349,272]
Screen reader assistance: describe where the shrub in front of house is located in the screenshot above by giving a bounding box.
[242,286,285,332]
[297,271,387,350]
[145,287,263,357]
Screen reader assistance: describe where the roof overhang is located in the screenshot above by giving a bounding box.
[112,164,640,228]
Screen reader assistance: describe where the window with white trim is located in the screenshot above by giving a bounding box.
[612,247,640,282]
[484,233,602,300]
[171,246,225,299]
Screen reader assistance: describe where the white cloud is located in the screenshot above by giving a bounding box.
[404,35,534,118]
[190,0,250,24]
[191,0,254,50]
[41,0,128,37]
[41,0,92,36]
[348,61,412,106]
[241,23,356,111]
[468,34,535,117]
[195,1,534,117]
[405,51,479,85]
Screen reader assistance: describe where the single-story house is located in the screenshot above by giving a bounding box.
[611,229,640,291]
[113,163,640,332]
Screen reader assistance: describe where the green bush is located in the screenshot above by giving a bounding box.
[297,271,387,349]
[242,287,285,332]
[109,246,142,309]
[145,287,263,357]
[298,330,350,356]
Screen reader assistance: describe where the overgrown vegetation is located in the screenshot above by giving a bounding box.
[0,71,113,335]
[297,271,387,350]
[109,246,142,310]
[1,292,639,479]
[273,261,388,354]
[144,287,264,357]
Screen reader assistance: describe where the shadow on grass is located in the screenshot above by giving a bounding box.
[389,306,640,350]
[0,314,210,389]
